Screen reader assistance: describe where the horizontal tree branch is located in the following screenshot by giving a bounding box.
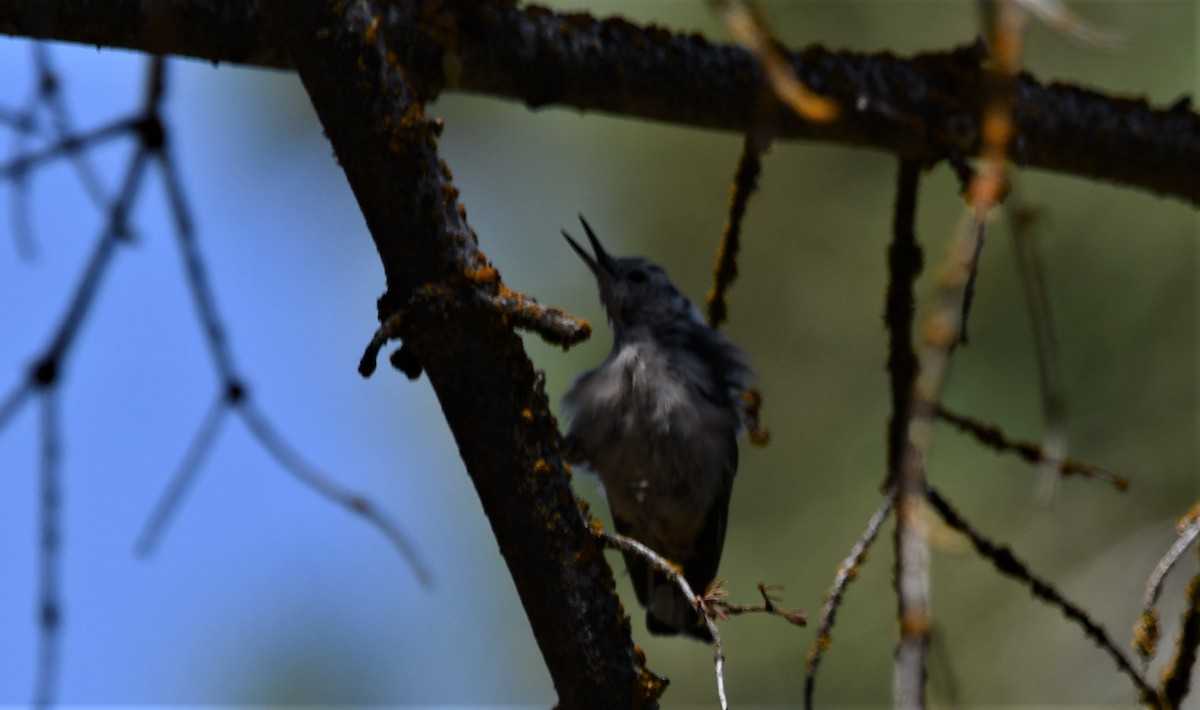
[3,0,1199,205]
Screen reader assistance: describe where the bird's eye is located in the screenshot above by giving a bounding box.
[628,269,648,284]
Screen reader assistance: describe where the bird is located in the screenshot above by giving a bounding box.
[560,215,751,641]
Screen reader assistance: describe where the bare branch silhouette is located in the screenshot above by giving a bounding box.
[34,390,61,710]
[707,130,767,329]
[1,50,435,703]
[1005,193,1069,502]
[926,485,1158,705]
[936,405,1129,491]
[133,394,226,557]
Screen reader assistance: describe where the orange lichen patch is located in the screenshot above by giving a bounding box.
[637,665,669,705]
[587,517,605,538]
[1134,610,1160,659]
[521,409,536,424]
[739,388,771,446]
[463,265,499,285]
[1178,500,1200,533]
[899,609,929,636]
[923,312,957,348]
[574,536,604,566]
[363,14,381,44]
[532,457,552,476]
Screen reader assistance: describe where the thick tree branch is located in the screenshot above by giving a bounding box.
[3,0,1199,205]
[262,1,656,707]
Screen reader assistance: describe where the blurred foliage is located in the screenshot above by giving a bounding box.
[433,0,1196,704]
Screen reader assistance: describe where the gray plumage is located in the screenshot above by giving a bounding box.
[560,216,751,641]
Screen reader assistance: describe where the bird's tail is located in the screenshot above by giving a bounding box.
[645,569,712,641]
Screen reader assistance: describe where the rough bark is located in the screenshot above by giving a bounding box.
[263,1,660,706]
[4,0,1200,204]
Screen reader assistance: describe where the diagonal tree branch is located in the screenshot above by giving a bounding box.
[262,1,655,707]
[3,1,1200,205]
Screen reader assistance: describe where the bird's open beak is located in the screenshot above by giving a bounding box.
[562,215,614,278]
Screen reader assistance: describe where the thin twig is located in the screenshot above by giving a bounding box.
[32,46,112,214]
[707,130,767,329]
[0,118,135,182]
[709,0,838,122]
[358,313,405,378]
[890,153,940,708]
[143,59,432,585]
[1012,0,1125,49]
[805,487,897,709]
[33,391,60,710]
[25,62,161,709]
[1006,193,1069,503]
[238,401,432,587]
[1137,512,1200,667]
[957,216,987,344]
[133,395,227,556]
[1159,557,1200,708]
[706,581,806,626]
[599,529,728,710]
[884,158,923,486]
[926,485,1159,705]
[141,61,229,364]
[936,405,1128,491]
[0,383,34,432]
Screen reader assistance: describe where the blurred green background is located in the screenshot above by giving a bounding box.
[0,1,1195,707]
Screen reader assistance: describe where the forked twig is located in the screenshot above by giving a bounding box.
[1136,509,1200,668]
[706,581,806,626]
[598,529,728,710]
[1,53,437,707]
